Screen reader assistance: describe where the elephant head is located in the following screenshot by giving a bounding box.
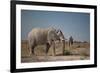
[47,28,65,55]
[56,29,65,41]
[47,28,65,41]
[56,29,65,54]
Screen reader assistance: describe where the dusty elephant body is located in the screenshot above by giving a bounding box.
[28,27,65,56]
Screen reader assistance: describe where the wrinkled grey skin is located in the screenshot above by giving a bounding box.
[28,27,65,56]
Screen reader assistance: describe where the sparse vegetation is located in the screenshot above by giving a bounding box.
[21,40,90,63]
[63,50,72,55]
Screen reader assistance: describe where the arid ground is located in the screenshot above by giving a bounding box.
[21,40,90,63]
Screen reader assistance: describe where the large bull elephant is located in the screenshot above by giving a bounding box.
[27,27,65,56]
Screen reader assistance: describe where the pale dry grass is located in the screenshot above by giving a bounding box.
[21,40,90,63]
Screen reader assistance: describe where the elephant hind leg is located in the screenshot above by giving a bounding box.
[28,44,35,56]
[28,48,31,57]
[28,44,32,57]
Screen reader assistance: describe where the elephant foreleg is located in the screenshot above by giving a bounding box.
[52,41,56,56]
[62,40,65,55]
[46,43,50,55]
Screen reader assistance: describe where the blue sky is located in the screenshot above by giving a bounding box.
[21,10,90,42]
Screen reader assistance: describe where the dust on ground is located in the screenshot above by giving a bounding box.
[21,40,90,63]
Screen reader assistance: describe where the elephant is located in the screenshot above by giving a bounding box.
[27,27,65,56]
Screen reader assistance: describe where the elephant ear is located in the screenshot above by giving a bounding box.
[56,29,60,35]
[47,30,55,41]
[57,29,65,41]
[47,28,59,41]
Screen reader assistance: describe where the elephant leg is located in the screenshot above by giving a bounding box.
[32,45,35,55]
[46,43,50,55]
[62,40,65,55]
[28,47,32,56]
[69,41,71,47]
[52,41,56,56]
[28,44,32,56]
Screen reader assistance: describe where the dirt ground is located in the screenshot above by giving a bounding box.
[21,55,89,63]
[21,40,90,63]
